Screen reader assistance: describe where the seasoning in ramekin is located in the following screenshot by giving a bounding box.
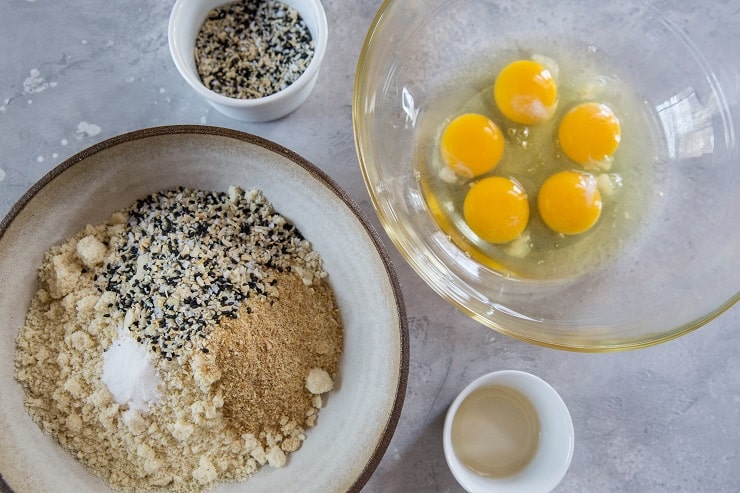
[194,0,314,99]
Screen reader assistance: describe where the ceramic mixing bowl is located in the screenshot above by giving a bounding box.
[0,126,408,492]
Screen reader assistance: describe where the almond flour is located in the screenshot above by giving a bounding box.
[14,186,343,492]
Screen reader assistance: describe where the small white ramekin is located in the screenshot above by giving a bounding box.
[168,0,328,122]
[443,370,575,493]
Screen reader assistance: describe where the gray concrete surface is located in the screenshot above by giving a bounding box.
[0,1,738,492]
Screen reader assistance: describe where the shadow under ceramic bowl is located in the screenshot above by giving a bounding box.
[353,0,740,351]
[0,126,407,492]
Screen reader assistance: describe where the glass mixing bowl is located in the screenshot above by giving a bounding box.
[353,0,740,351]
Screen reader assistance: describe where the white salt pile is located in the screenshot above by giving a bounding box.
[102,334,161,411]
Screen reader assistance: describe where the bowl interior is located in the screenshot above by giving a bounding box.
[0,126,407,492]
[354,0,740,350]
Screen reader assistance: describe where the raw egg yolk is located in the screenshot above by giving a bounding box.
[558,102,621,165]
[537,171,602,235]
[441,113,505,178]
[494,60,558,125]
[463,177,529,244]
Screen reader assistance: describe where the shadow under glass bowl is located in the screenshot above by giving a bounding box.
[353,0,740,351]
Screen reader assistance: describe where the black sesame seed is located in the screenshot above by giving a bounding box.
[194,0,314,99]
[99,187,318,359]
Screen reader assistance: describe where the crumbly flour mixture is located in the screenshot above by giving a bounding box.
[14,186,343,492]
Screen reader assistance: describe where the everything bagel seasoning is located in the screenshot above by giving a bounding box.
[14,186,343,492]
[98,187,320,359]
[194,0,315,99]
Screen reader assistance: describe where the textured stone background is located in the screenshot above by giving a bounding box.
[0,0,738,492]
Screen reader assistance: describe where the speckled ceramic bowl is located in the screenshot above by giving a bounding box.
[0,126,408,493]
[168,0,328,122]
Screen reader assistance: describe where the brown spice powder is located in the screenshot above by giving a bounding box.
[212,272,343,436]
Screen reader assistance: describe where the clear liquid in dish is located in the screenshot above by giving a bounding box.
[451,385,541,478]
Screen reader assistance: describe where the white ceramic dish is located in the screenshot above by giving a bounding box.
[168,0,328,122]
[0,126,408,493]
[443,370,574,493]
